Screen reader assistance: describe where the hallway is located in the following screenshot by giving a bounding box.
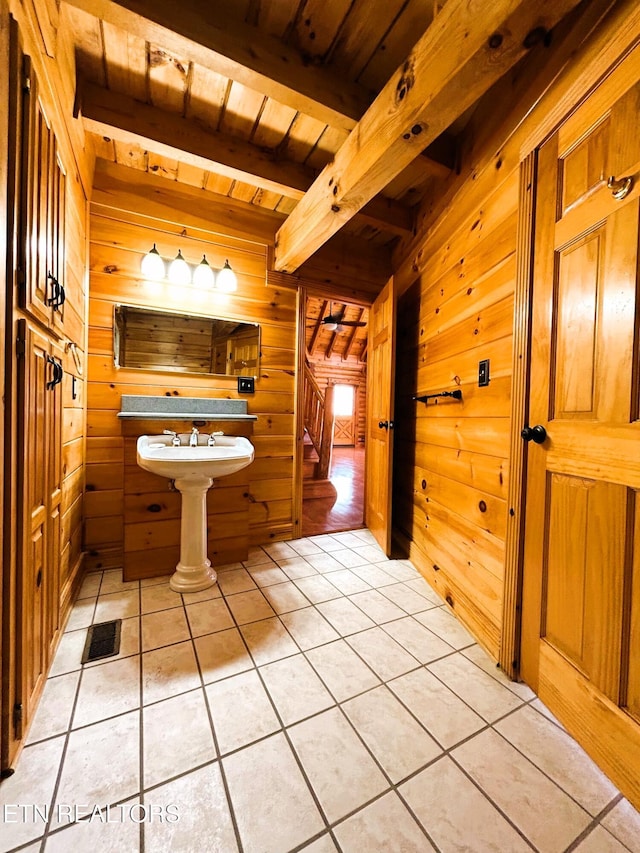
[302,447,365,537]
[1,529,638,852]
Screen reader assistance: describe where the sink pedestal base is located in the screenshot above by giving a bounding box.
[169,474,217,593]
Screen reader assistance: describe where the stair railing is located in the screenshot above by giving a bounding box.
[303,362,335,480]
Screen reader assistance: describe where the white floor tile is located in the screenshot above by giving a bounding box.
[195,627,254,684]
[288,538,324,556]
[185,598,234,636]
[331,549,371,569]
[348,590,406,624]
[573,825,631,853]
[330,532,366,548]
[65,598,97,631]
[144,764,237,853]
[240,617,299,665]
[223,732,324,852]
[143,689,215,788]
[142,608,190,651]
[261,581,311,614]
[350,544,388,564]
[279,607,340,651]
[414,607,475,648]
[55,713,139,819]
[143,641,201,705]
[453,728,591,852]
[323,569,371,595]
[428,653,524,722]
[73,656,140,728]
[180,584,222,604]
[224,590,275,625]
[206,670,280,753]
[140,583,182,614]
[378,561,419,582]
[94,590,139,623]
[402,576,442,605]
[288,708,388,822]
[496,705,619,815]
[243,546,275,567]
[293,574,343,603]
[389,668,484,748]
[378,583,432,614]
[346,627,420,681]
[299,834,338,852]
[48,630,86,676]
[217,568,257,595]
[306,640,381,702]
[264,541,299,561]
[349,563,397,588]
[382,616,453,663]
[316,598,375,636]
[99,570,139,595]
[304,552,347,574]
[307,534,345,552]
[247,564,289,587]
[334,791,436,852]
[77,572,102,600]
[279,557,319,579]
[602,799,640,853]
[26,671,80,743]
[400,756,532,853]
[260,655,334,725]
[462,644,536,700]
[0,737,65,852]
[44,802,141,852]
[342,686,441,783]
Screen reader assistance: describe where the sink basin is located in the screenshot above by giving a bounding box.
[137,434,254,480]
[135,433,255,593]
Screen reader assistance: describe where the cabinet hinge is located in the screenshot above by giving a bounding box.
[16,336,25,357]
[23,71,31,94]
[13,703,23,738]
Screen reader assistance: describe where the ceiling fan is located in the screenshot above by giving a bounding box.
[319,303,367,332]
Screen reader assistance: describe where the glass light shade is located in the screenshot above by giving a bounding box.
[140,244,165,281]
[193,255,215,288]
[324,322,338,332]
[168,250,191,285]
[216,259,237,292]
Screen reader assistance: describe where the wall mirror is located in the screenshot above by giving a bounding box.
[114,305,260,377]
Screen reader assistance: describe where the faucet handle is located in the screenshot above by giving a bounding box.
[162,429,181,446]
[207,431,224,446]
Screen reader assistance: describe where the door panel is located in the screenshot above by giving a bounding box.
[521,59,640,808]
[365,278,396,553]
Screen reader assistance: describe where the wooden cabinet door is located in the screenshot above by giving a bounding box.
[521,64,640,807]
[19,56,65,333]
[365,278,396,553]
[16,320,64,734]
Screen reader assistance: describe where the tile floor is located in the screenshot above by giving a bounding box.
[1,529,639,853]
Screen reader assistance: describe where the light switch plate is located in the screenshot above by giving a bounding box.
[238,376,255,394]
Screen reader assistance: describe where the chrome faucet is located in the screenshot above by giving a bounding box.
[163,429,181,447]
[190,427,199,447]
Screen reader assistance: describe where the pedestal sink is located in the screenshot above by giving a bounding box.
[136,433,254,592]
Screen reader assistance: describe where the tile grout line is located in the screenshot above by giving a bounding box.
[561,794,626,853]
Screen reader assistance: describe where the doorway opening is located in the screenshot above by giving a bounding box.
[300,294,368,537]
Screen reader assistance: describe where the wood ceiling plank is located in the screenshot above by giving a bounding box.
[258,0,301,39]
[80,81,413,236]
[328,0,405,80]
[66,5,107,86]
[274,0,583,272]
[65,0,372,132]
[289,0,353,59]
[176,161,207,190]
[308,300,328,357]
[102,20,146,101]
[147,44,190,113]
[251,98,297,149]
[187,66,229,132]
[219,80,265,139]
[343,308,365,361]
[279,112,328,164]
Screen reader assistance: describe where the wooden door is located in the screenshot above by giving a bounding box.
[365,278,396,553]
[333,384,357,446]
[16,320,52,733]
[45,335,63,655]
[521,67,640,807]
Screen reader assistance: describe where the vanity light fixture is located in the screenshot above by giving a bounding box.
[141,246,237,292]
[168,250,191,285]
[140,244,165,281]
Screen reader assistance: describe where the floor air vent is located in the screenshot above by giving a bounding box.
[81,619,122,664]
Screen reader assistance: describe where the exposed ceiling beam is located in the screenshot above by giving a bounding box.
[309,300,328,358]
[65,0,371,132]
[343,309,365,361]
[273,0,583,272]
[78,80,413,237]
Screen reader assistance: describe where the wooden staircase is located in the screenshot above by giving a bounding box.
[303,363,336,498]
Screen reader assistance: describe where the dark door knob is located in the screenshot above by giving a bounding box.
[378,420,389,429]
[521,424,547,444]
